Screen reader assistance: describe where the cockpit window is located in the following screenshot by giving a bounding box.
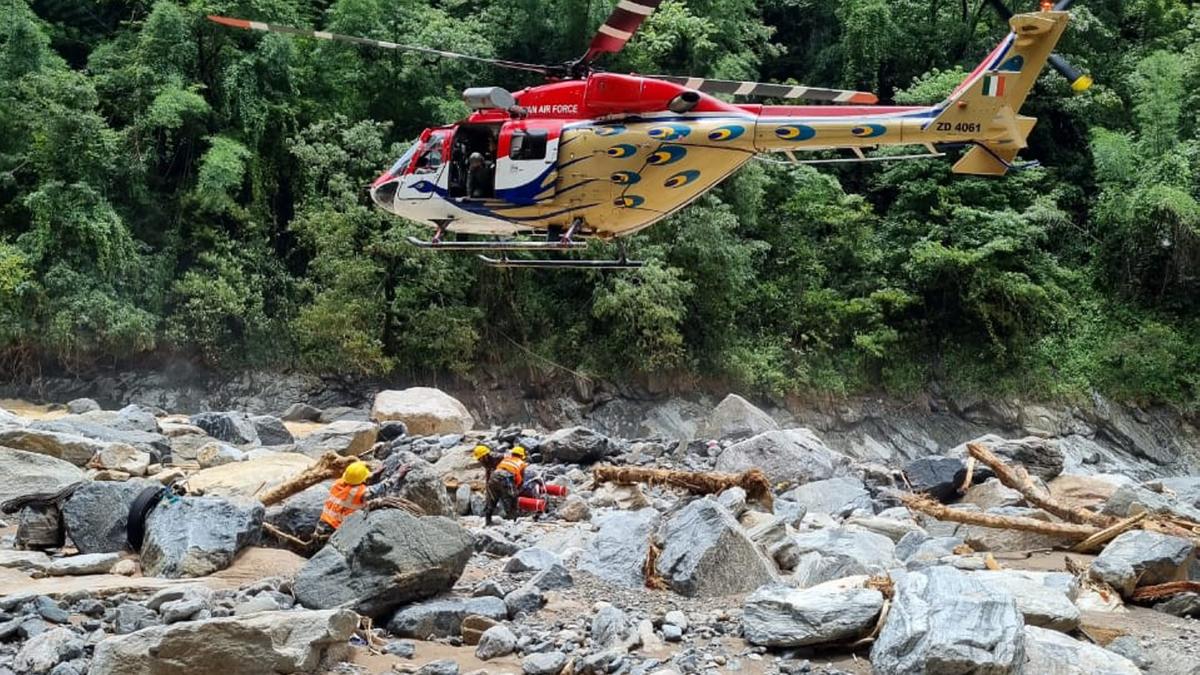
[389,139,419,176]
[416,132,447,173]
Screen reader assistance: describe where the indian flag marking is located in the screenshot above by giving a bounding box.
[982,74,1006,97]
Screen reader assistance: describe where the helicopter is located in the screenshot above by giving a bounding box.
[209,0,1090,269]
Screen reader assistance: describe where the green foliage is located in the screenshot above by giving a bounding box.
[0,0,1197,409]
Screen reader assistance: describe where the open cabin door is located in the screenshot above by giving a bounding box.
[495,120,562,205]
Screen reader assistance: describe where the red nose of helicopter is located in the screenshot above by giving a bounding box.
[370,171,401,213]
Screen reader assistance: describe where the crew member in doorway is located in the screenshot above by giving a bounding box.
[465,151,494,198]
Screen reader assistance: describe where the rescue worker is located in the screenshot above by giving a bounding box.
[313,460,407,542]
[474,443,505,481]
[465,151,494,198]
[485,445,527,526]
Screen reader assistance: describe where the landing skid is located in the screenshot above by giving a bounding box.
[477,254,645,270]
[404,236,587,251]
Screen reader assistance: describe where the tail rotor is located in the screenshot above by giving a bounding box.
[985,0,1092,92]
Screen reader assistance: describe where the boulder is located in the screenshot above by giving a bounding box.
[540,426,614,464]
[903,456,974,503]
[475,624,518,660]
[294,509,473,617]
[523,652,568,675]
[557,494,591,522]
[950,435,1065,481]
[0,447,84,505]
[380,451,454,516]
[952,506,1077,552]
[31,418,169,458]
[0,549,51,572]
[0,428,105,466]
[187,452,312,500]
[715,429,846,485]
[64,478,142,554]
[871,566,1025,675]
[282,403,323,422]
[13,626,84,674]
[294,420,378,457]
[1159,476,1200,508]
[505,547,561,573]
[189,411,259,445]
[963,478,1025,510]
[370,388,474,435]
[250,415,294,446]
[92,443,151,475]
[969,570,1080,631]
[654,497,777,597]
[1022,625,1140,674]
[779,476,873,518]
[844,515,926,543]
[591,604,631,648]
[265,483,328,539]
[140,496,264,578]
[1089,530,1195,596]
[578,508,661,587]
[89,609,357,674]
[387,596,509,638]
[45,552,121,576]
[790,527,897,588]
[700,394,779,441]
[1048,474,1129,509]
[742,583,884,647]
[1102,483,1200,522]
[66,398,101,414]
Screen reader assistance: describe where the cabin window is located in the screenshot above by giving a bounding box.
[509,129,548,161]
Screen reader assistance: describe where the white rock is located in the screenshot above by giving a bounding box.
[370,388,474,435]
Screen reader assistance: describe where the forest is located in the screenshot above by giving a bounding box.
[0,0,1197,409]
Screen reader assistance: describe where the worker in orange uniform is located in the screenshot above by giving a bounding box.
[485,446,527,526]
[313,460,408,542]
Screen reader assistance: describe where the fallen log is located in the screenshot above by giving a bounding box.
[1070,512,1148,553]
[592,465,773,511]
[258,452,360,507]
[966,442,1113,527]
[262,522,312,549]
[1129,581,1200,603]
[900,493,1099,541]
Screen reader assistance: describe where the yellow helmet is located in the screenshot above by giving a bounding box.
[473,444,490,461]
[511,446,526,459]
[342,461,370,485]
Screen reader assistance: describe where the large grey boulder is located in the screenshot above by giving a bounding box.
[1089,530,1195,596]
[370,388,473,435]
[265,483,328,540]
[387,596,508,638]
[294,509,473,617]
[66,398,101,414]
[189,411,260,445]
[1102,483,1200,522]
[578,507,660,587]
[140,496,264,578]
[903,456,973,503]
[871,566,1025,675]
[282,403,323,422]
[0,428,105,466]
[294,420,378,457]
[743,582,884,647]
[62,480,154,553]
[540,426,614,464]
[715,429,846,485]
[45,552,121,576]
[700,394,779,441]
[790,527,896,587]
[654,497,776,597]
[969,571,1080,631]
[1022,625,1140,674]
[250,415,294,446]
[380,451,454,516]
[89,609,357,674]
[0,447,84,505]
[1159,476,1200,508]
[31,418,170,459]
[779,476,873,518]
[949,435,1065,481]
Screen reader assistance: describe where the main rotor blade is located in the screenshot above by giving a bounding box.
[582,0,665,63]
[650,75,879,104]
[207,15,554,75]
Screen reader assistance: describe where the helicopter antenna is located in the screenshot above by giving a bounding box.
[206,15,557,75]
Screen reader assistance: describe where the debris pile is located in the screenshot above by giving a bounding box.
[0,388,1197,674]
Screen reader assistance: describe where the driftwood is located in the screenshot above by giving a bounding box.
[258,452,361,506]
[643,540,667,590]
[900,493,1099,540]
[1129,581,1200,603]
[366,496,425,516]
[1,482,83,514]
[592,465,774,511]
[966,443,1113,527]
[262,522,312,548]
[1070,512,1148,553]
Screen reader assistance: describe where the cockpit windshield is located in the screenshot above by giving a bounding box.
[415,132,448,173]
[388,139,419,176]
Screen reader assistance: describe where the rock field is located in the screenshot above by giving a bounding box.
[0,388,1198,675]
